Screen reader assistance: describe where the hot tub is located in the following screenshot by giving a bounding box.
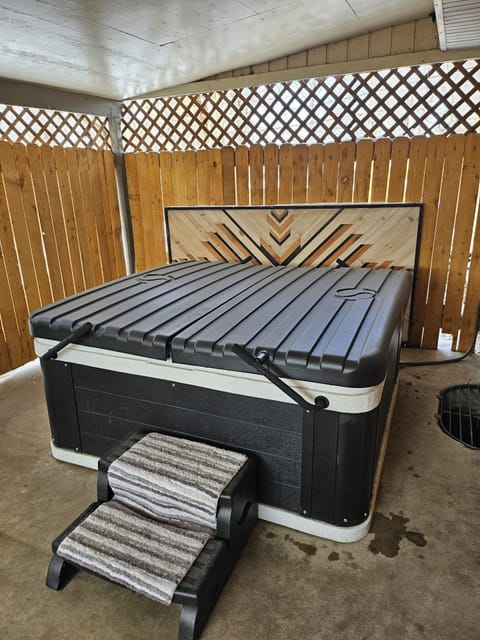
[30,260,411,542]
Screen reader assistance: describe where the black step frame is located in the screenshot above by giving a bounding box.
[46,433,257,640]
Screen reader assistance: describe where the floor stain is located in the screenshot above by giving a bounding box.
[368,512,427,557]
[265,531,277,539]
[284,533,317,556]
[328,551,339,561]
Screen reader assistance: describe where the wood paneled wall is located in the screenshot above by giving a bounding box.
[125,134,480,352]
[0,142,125,375]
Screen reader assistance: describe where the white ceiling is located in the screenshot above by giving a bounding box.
[0,0,434,100]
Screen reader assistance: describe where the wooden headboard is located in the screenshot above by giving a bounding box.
[165,204,422,272]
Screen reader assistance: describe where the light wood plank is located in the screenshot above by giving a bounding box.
[347,34,369,61]
[307,144,323,203]
[322,143,340,202]
[159,152,174,208]
[53,146,85,292]
[64,149,96,288]
[443,134,480,339]
[0,318,11,374]
[221,148,235,205]
[292,144,308,203]
[86,149,115,283]
[287,51,307,69]
[391,22,415,55]
[0,158,32,364]
[135,152,156,269]
[269,57,288,72]
[41,146,77,296]
[75,148,104,285]
[353,140,374,202]
[102,151,126,278]
[327,40,348,64]
[409,136,446,346]
[235,147,250,205]
[337,141,355,202]
[172,151,187,205]
[183,150,199,206]
[414,17,439,52]
[264,144,279,205]
[0,244,21,369]
[422,135,466,346]
[250,144,264,206]
[387,138,410,202]
[306,45,326,66]
[147,152,167,265]
[368,27,392,58]
[404,136,427,202]
[0,143,41,313]
[12,144,53,306]
[370,139,392,202]
[124,153,145,271]
[458,208,480,351]
[278,144,293,204]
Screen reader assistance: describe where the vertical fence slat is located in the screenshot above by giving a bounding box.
[86,149,115,282]
[264,144,279,205]
[148,152,167,265]
[53,146,85,292]
[410,136,446,346]
[322,143,339,202]
[278,144,293,203]
[370,139,391,201]
[250,144,264,206]
[404,137,427,202]
[0,317,11,373]
[292,144,308,204]
[234,147,250,205]
[0,247,20,369]
[221,148,235,205]
[183,151,199,206]
[76,149,104,286]
[337,141,355,202]
[28,145,65,299]
[443,134,480,341]
[42,146,77,296]
[353,140,374,202]
[102,151,126,278]
[65,149,95,289]
[387,138,409,202]
[0,160,32,364]
[135,153,157,269]
[307,144,323,203]
[458,215,480,351]
[422,135,466,348]
[172,152,187,205]
[125,153,145,271]
[0,143,41,313]
[12,144,53,306]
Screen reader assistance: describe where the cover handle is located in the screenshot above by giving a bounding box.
[232,344,328,411]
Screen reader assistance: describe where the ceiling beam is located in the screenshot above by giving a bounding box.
[0,77,120,117]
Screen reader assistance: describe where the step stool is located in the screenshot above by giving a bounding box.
[46,431,257,640]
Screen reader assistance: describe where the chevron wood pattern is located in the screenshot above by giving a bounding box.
[165,205,421,271]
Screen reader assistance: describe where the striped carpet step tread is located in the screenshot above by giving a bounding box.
[107,432,248,532]
[56,499,211,605]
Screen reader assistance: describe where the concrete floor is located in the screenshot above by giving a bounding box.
[1,351,479,640]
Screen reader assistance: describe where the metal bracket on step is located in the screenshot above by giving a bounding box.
[232,344,329,411]
[40,323,93,361]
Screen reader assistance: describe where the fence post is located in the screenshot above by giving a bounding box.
[108,107,135,274]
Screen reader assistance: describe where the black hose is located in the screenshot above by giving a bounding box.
[399,303,480,368]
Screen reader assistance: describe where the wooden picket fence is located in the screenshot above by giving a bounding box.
[125,134,480,352]
[0,142,126,375]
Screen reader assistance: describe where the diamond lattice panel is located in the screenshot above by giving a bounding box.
[122,59,480,152]
[0,105,111,150]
